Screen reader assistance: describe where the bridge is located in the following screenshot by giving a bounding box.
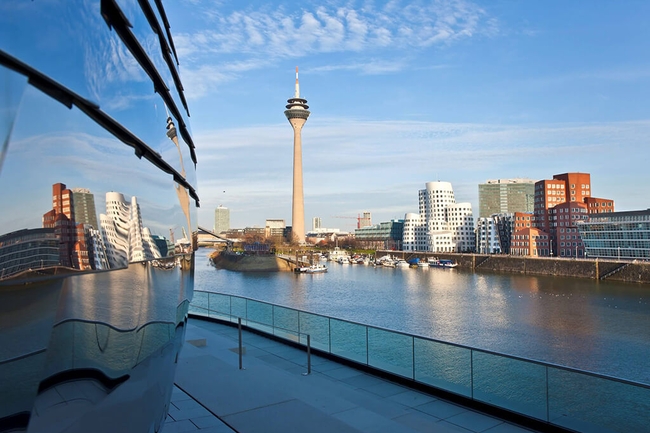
[197,226,234,246]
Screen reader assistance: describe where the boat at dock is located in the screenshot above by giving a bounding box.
[296,264,328,273]
[428,258,458,268]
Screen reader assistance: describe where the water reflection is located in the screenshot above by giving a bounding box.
[195,248,650,383]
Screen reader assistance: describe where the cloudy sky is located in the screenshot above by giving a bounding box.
[165,0,650,231]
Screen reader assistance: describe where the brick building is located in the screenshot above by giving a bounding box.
[533,173,614,257]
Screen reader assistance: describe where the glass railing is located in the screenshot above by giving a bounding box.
[190,290,649,433]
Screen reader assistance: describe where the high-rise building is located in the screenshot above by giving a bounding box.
[312,217,321,231]
[284,67,310,244]
[478,178,535,218]
[71,188,99,228]
[533,172,614,257]
[214,206,230,234]
[403,181,475,252]
[359,211,372,228]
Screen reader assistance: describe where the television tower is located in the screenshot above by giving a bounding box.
[284,67,310,244]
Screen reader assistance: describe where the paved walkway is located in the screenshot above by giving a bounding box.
[162,318,540,433]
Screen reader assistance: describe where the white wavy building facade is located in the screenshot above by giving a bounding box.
[100,192,161,268]
[403,181,475,253]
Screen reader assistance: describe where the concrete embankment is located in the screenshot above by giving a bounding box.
[376,250,650,284]
[209,251,293,272]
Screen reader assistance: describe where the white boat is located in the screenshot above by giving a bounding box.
[296,264,328,273]
[306,264,328,273]
[395,259,410,268]
[428,258,458,268]
[338,256,350,264]
[329,247,349,262]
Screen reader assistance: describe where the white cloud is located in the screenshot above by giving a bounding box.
[174,0,493,96]
[309,59,407,75]
[174,0,495,99]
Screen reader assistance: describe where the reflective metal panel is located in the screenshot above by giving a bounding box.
[0,0,197,431]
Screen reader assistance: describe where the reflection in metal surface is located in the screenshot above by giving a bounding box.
[0,1,198,431]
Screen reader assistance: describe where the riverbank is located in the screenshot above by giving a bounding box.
[377,250,650,284]
[209,250,293,272]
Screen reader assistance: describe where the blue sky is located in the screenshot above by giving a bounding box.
[165,0,650,230]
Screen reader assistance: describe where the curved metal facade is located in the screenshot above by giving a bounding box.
[0,1,198,431]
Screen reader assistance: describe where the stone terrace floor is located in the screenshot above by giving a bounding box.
[161,317,543,433]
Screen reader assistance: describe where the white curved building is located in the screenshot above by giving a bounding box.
[100,192,161,268]
[403,181,475,253]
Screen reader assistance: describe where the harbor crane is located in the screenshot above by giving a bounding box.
[331,215,361,229]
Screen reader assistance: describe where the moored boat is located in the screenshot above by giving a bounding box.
[428,258,458,268]
[296,264,328,273]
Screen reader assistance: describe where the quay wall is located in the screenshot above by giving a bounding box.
[209,251,293,272]
[376,250,650,284]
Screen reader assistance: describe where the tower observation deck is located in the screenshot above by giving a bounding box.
[285,67,310,244]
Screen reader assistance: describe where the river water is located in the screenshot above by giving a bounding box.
[194,248,650,384]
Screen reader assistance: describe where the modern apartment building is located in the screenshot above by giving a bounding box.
[511,227,552,257]
[42,183,89,269]
[354,219,404,250]
[214,205,230,234]
[266,219,286,238]
[533,173,614,257]
[0,228,59,279]
[478,178,535,218]
[403,181,475,252]
[475,217,501,254]
[99,192,161,268]
[71,187,99,229]
[577,209,650,260]
[477,212,539,255]
[312,217,322,231]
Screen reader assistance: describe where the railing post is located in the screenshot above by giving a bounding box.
[238,317,244,370]
[545,366,550,422]
[412,336,415,380]
[303,334,311,376]
[365,326,369,366]
[470,350,474,399]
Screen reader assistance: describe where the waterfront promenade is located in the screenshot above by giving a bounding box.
[162,317,540,433]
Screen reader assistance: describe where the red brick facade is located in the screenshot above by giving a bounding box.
[533,173,614,257]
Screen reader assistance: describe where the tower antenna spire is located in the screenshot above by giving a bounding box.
[295,66,300,98]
